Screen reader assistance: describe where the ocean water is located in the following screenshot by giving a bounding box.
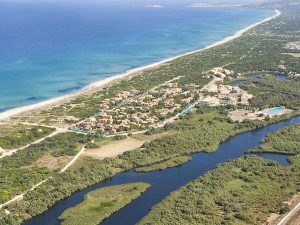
[0,1,274,111]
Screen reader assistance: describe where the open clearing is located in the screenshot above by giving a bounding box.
[83,132,172,160]
[83,137,144,160]
[31,155,73,170]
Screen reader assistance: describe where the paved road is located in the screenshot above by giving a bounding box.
[277,202,300,225]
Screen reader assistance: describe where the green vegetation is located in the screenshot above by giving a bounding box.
[1,156,127,224]
[249,124,300,155]
[0,132,94,204]
[0,167,51,205]
[138,156,299,225]
[135,155,191,172]
[59,182,150,225]
[138,117,300,225]
[0,125,55,149]
[289,154,300,169]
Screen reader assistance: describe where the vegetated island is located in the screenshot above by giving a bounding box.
[59,182,150,225]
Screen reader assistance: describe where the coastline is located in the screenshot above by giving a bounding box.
[0,9,281,121]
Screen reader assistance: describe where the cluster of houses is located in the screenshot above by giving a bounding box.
[285,41,300,50]
[200,84,252,106]
[218,85,252,105]
[200,67,252,106]
[72,81,202,134]
[67,67,253,135]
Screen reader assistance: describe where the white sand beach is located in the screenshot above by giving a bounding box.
[0,9,281,121]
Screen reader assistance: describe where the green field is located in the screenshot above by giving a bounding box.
[59,183,150,225]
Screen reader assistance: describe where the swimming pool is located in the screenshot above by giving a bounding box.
[263,107,285,114]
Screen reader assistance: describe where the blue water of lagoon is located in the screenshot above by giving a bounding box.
[0,1,274,111]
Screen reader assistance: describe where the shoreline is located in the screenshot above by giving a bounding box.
[0,9,281,121]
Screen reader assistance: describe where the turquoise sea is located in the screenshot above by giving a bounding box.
[0,1,274,111]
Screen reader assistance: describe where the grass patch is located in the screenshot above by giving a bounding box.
[289,154,300,168]
[59,182,150,225]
